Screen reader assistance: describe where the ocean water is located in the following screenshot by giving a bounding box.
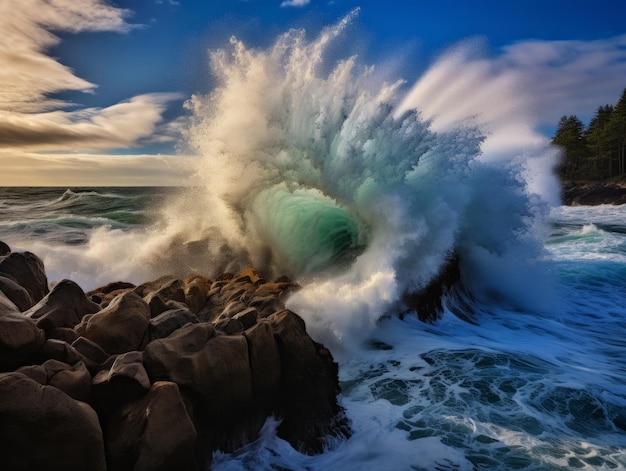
[2,13,626,471]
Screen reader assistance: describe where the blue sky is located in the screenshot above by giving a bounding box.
[1,0,625,185]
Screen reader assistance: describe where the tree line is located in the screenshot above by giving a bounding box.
[552,87,626,180]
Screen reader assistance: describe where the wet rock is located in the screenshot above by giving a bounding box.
[0,302,46,370]
[75,291,150,355]
[268,309,349,453]
[25,279,100,333]
[103,381,198,471]
[0,251,48,303]
[149,308,199,341]
[0,275,34,311]
[0,372,106,471]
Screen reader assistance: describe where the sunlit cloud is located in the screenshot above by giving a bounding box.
[0,0,185,183]
[0,93,184,151]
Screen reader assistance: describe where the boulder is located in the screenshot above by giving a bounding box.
[149,308,199,341]
[92,351,151,412]
[268,309,348,453]
[71,336,111,373]
[37,338,81,365]
[243,319,281,396]
[75,291,150,355]
[0,251,48,303]
[42,359,91,403]
[0,301,46,370]
[0,240,10,256]
[0,275,34,311]
[103,381,198,471]
[144,291,170,318]
[144,323,252,414]
[25,279,100,332]
[0,372,106,471]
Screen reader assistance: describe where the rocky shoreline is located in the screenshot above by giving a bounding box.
[0,241,349,470]
[561,179,626,206]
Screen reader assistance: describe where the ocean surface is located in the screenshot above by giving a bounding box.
[3,13,626,471]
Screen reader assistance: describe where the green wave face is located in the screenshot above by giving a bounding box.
[252,186,367,276]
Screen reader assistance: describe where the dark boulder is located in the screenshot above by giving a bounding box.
[103,381,198,471]
[25,279,100,333]
[0,372,106,471]
[0,251,48,303]
[0,299,46,370]
[0,275,34,311]
[75,291,150,355]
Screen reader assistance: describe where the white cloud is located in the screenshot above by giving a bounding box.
[280,0,311,7]
[498,35,626,124]
[0,0,186,184]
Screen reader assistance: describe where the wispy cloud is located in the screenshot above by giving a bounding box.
[0,0,182,157]
[280,0,311,8]
[498,35,626,123]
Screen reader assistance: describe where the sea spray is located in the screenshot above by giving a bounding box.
[163,12,557,347]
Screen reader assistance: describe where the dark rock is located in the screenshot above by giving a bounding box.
[144,323,252,415]
[75,291,150,355]
[233,307,258,330]
[87,281,135,297]
[41,359,91,402]
[92,351,151,412]
[149,308,199,341]
[135,276,185,304]
[72,336,111,373]
[562,180,626,205]
[46,326,79,344]
[144,291,170,318]
[103,381,198,471]
[37,338,81,365]
[402,253,462,323]
[0,240,10,256]
[0,302,46,370]
[25,279,100,333]
[243,319,281,396]
[0,372,106,471]
[268,309,349,453]
[214,317,244,335]
[0,275,34,311]
[0,251,48,303]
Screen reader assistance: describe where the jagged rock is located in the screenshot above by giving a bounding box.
[135,276,185,304]
[37,338,81,365]
[71,336,111,373]
[233,307,258,329]
[149,308,199,341]
[41,359,91,402]
[144,291,170,318]
[92,351,151,412]
[243,319,281,397]
[268,309,348,453]
[0,300,46,370]
[0,251,48,303]
[103,381,198,471]
[143,323,252,415]
[0,372,106,471]
[25,279,100,333]
[184,276,211,314]
[75,291,150,355]
[0,275,34,311]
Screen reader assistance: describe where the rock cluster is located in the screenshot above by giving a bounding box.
[561,180,626,205]
[0,243,349,470]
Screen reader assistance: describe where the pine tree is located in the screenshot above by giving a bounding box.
[586,104,614,177]
[552,115,587,178]
[604,88,626,175]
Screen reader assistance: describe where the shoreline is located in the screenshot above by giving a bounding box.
[561,178,626,206]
